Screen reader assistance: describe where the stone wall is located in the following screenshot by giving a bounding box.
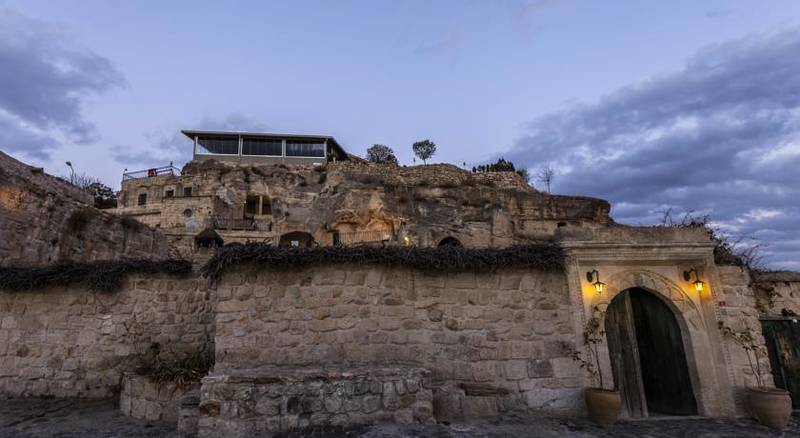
[213,265,581,417]
[0,152,169,265]
[753,271,800,316]
[119,374,198,422]
[197,366,433,437]
[0,274,214,398]
[715,265,774,410]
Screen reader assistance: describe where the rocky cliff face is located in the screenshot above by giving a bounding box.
[0,152,169,265]
[123,159,611,248]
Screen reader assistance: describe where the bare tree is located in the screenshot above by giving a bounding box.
[536,165,555,193]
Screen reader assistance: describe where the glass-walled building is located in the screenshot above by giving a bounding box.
[183,130,349,165]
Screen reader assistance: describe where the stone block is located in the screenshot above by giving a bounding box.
[504,360,528,380]
[462,396,498,417]
[527,359,554,378]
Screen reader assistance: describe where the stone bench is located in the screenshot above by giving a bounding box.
[196,366,433,437]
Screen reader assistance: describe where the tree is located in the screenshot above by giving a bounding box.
[412,139,436,165]
[366,144,399,165]
[536,165,555,194]
[516,168,531,184]
[87,181,118,209]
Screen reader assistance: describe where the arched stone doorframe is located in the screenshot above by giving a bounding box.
[581,269,728,417]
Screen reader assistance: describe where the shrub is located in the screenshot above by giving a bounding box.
[65,207,99,233]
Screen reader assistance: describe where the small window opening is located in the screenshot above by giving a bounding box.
[137,193,147,206]
[164,189,174,198]
[183,187,193,197]
[557,222,567,228]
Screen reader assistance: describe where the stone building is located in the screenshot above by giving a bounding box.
[1,133,799,436]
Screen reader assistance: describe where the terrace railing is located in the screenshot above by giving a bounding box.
[213,215,272,232]
[122,164,181,181]
[335,230,395,245]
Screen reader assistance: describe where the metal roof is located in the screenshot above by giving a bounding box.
[181,129,348,158]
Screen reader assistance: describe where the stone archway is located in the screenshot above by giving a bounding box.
[582,269,724,417]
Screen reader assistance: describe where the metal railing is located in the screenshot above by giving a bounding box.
[122,165,181,181]
[213,215,272,232]
[335,230,395,245]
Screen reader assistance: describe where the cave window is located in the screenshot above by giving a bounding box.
[137,193,147,206]
[438,236,463,247]
[557,222,567,228]
[244,195,272,217]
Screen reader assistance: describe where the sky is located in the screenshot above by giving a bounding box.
[1,1,799,269]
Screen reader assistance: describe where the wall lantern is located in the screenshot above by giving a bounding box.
[586,269,606,294]
[683,268,706,293]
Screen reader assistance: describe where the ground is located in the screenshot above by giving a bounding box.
[1,399,797,437]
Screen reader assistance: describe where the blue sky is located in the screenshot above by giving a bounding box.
[2,1,799,269]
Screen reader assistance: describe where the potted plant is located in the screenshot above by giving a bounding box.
[719,321,792,430]
[563,306,621,427]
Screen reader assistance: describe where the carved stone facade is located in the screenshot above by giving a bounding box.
[115,160,610,255]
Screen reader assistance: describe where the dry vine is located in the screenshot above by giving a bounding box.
[201,242,565,285]
[0,259,192,293]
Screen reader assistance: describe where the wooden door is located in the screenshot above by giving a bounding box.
[762,319,800,408]
[605,290,647,417]
[606,288,698,416]
[629,289,697,415]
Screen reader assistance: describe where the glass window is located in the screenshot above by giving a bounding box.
[196,136,239,155]
[286,141,325,157]
[242,138,282,156]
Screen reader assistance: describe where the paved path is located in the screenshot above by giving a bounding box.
[1,398,798,437]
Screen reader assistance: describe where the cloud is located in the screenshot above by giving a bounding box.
[505,28,800,269]
[0,7,124,159]
[112,113,270,168]
[704,8,733,19]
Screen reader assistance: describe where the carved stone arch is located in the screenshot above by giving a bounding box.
[589,269,705,332]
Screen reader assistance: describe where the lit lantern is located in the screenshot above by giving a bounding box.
[586,269,606,295]
[683,268,706,293]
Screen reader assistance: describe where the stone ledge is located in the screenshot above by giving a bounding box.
[119,374,198,422]
[197,366,433,437]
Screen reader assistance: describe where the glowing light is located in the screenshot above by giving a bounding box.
[586,270,606,295]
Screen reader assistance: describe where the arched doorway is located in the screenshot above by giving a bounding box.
[278,231,316,248]
[438,236,462,247]
[606,288,697,417]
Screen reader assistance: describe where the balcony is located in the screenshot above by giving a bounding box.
[122,164,181,181]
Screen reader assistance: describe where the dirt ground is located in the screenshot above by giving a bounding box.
[1,398,797,437]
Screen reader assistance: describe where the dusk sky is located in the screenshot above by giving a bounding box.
[2,1,799,269]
